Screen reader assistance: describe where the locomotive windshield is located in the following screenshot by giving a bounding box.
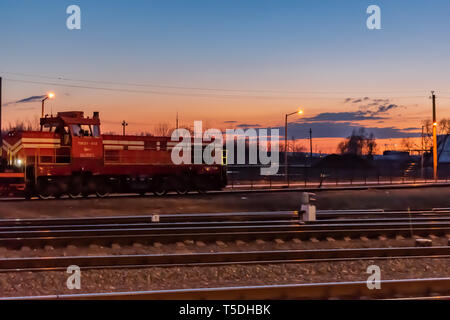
[71,124,100,137]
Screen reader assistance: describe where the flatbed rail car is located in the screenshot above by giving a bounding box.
[0,111,227,199]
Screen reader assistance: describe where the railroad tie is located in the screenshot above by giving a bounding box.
[20,246,31,252]
[153,242,162,248]
[215,241,226,247]
[111,243,121,250]
[195,241,206,247]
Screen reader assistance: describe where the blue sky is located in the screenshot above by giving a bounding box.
[1,0,450,151]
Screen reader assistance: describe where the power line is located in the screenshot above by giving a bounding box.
[4,78,428,102]
[0,71,434,96]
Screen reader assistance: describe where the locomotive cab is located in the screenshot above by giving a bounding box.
[40,111,103,172]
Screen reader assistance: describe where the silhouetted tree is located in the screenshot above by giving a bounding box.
[337,128,377,157]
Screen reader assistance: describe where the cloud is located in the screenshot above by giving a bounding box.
[345,97,387,103]
[4,95,47,106]
[301,111,386,122]
[374,104,399,114]
[273,121,421,139]
[236,123,261,128]
[303,97,404,123]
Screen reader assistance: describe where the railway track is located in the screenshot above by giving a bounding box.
[1,246,449,272]
[1,210,449,300]
[1,210,450,249]
[2,180,450,202]
[5,278,450,300]
[2,209,450,227]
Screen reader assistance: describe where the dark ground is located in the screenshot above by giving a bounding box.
[1,187,450,219]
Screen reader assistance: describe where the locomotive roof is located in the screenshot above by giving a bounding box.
[40,111,100,126]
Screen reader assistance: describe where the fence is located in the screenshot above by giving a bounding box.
[226,164,450,189]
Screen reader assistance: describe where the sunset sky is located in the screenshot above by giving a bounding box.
[2,0,450,153]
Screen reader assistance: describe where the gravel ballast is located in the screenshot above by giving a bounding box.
[0,258,449,298]
[1,237,449,258]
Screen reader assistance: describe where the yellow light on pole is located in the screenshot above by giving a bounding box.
[431,91,438,181]
[285,108,304,184]
[41,92,55,118]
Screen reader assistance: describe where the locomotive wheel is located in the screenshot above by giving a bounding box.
[38,192,52,200]
[96,191,110,198]
[153,187,167,196]
[68,191,82,199]
[38,189,53,200]
[37,181,53,200]
[175,186,188,195]
[169,177,188,195]
[174,180,189,195]
[95,183,110,198]
[194,177,209,194]
[153,177,167,196]
[68,177,83,199]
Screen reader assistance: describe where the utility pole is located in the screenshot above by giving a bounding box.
[421,125,424,179]
[176,112,179,130]
[432,91,438,181]
[284,114,288,182]
[309,128,313,160]
[0,77,2,148]
[122,120,128,136]
[284,109,303,184]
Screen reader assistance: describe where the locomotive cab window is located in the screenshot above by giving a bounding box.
[92,125,100,137]
[71,124,100,137]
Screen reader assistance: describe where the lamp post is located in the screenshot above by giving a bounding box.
[284,109,303,183]
[41,92,55,118]
[431,91,438,181]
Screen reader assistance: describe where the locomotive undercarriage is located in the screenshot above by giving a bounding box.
[31,171,222,200]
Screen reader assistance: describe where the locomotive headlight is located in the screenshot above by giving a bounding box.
[16,159,23,166]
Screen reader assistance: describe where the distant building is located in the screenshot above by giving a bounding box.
[381,151,410,161]
[437,135,450,163]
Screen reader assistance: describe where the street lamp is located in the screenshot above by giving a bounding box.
[431,91,438,181]
[41,92,55,118]
[284,109,303,183]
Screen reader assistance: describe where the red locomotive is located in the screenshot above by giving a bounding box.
[0,111,227,199]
